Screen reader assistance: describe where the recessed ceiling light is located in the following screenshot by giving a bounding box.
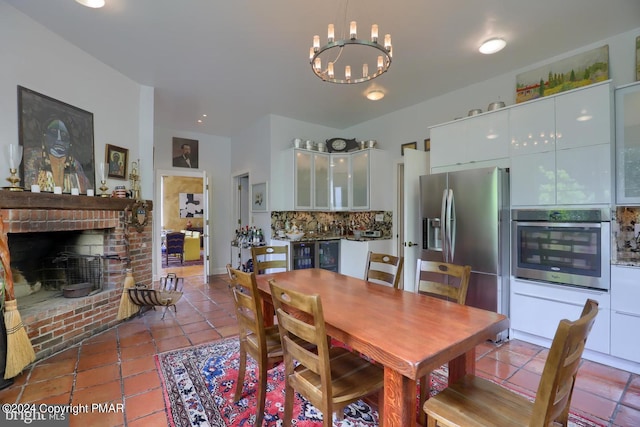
[75,0,105,8]
[479,38,506,54]
[366,90,385,101]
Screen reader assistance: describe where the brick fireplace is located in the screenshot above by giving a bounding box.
[1,191,153,361]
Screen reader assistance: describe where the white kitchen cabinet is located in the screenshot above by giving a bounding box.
[509,81,613,207]
[610,265,640,363]
[351,149,394,211]
[314,153,330,210]
[555,82,611,150]
[615,81,640,205]
[351,150,369,210]
[340,238,393,280]
[295,150,313,209]
[330,154,350,211]
[556,144,611,205]
[510,278,610,354]
[509,97,556,156]
[272,149,330,211]
[509,151,556,206]
[430,109,509,170]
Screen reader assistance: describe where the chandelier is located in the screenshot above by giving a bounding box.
[309,6,392,84]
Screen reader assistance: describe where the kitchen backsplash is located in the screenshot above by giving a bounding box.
[271,211,393,238]
[613,206,640,263]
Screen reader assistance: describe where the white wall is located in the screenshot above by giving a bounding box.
[0,2,145,192]
[154,127,231,275]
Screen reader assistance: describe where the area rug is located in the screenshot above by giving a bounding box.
[155,337,606,427]
[162,253,204,268]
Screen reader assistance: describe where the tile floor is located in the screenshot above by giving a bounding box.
[0,265,639,426]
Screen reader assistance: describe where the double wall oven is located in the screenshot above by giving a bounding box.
[511,208,611,291]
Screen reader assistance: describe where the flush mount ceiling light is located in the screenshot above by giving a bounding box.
[75,0,105,8]
[479,37,506,54]
[366,89,385,101]
[310,0,392,84]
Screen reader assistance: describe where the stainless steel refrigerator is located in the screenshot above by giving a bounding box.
[419,167,510,318]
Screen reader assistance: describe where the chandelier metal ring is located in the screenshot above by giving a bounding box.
[310,39,392,84]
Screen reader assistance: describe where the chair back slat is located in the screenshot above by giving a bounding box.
[364,251,404,289]
[229,268,266,354]
[415,259,471,304]
[252,245,289,274]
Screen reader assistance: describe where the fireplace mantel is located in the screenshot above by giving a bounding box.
[0,191,153,211]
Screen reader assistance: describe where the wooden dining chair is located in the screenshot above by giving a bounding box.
[228,267,286,427]
[423,298,599,427]
[268,278,384,427]
[364,251,404,289]
[415,258,472,426]
[252,245,289,274]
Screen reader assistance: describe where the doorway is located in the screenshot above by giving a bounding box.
[231,172,250,270]
[155,169,209,282]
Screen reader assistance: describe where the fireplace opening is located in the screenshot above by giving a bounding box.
[8,230,110,314]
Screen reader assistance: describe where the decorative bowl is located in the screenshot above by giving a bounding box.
[286,232,305,241]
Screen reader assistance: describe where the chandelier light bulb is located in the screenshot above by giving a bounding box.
[314,57,321,71]
[371,24,378,42]
[350,21,357,39]
[345,65,351,81]
[384,34,391,50]
[362,63,369,78]
[313,35,320,51]
[377,55,384,70]
[309,47,314,60]
[328,62,335,78]
[328,24,335,43]
[479,37,506,54]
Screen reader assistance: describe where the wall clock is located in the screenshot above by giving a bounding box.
[327,138,358,153]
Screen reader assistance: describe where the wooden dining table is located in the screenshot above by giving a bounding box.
[255,268,509,427]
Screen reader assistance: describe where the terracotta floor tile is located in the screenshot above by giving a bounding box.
[76,350,119,371]
[121,355,157,378]
[500,340,543,357]
[21,375,74,403]
[72,380,123,406]
[150,325,184,340]
[487,348,534,367]
[571,387,618,421]
[118,330,153,347]
[75,364,121,390]
[28,357,77,382]
[217,324,240,337]
[124,388,166,422]
[522,357,546,375]
[67,400,125,427]
[127,410,170,426]
[505,368,541,395]
[123,370,162,397]
[575,361,630,402]
[120,341,157,360]
[0,384,22,403]
[622,375,640,410]
[181,320,212,333]
[476,357,519,380]
[188,328,223,345]
[155,335,191,352]
[614,404,640,427]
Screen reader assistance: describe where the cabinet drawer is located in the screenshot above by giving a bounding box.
[611,310,640,363]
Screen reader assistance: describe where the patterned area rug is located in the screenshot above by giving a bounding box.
[155,337,606,427]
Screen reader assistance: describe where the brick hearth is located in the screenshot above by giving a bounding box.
[1,192,153,360]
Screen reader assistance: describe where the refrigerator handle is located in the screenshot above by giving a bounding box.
[447,189,456,262]
[440,189,448,262]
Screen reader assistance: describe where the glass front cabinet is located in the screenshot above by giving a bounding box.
[616,81,640,205]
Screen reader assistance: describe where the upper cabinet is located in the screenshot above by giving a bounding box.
[430,109,510,171]
[273,148,392,212]
[510,81,613,207]
[615,81,640,205]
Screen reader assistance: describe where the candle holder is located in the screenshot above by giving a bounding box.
[4,144,24,191]
[6,168,23,191]
[129,160,140,201]
[99,179,109,197]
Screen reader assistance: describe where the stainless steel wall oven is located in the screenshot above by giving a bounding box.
[511,209,610,291]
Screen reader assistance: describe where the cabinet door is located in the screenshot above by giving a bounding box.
[330,154,350,210]
[510,151,556,206]
[294,150,313,210]
[615,82,640,204]
[611,311,640,363]
[610,266,640,362]
[430,120,469,168]
[556,144,611,205]
[351,150,370,210]
[555,82,611,150]
[466,109,510,162]
[314,153,330,210]
[509,97,556,156]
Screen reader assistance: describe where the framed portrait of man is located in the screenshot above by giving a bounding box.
[172,137,199,168]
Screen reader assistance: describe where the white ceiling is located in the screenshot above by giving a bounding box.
[6,0,640,137]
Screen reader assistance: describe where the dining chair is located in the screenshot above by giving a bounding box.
[228,267,286,427]
[164,231,185,265]
[415,258,472,426]
[252,245,289,274]
[364,251,404,289]
[423,298,599,427]
[268,278,384,427]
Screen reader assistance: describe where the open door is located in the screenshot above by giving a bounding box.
[402,148,430,292]
[202,170,210,282]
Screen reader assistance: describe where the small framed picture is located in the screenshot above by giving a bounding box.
[424,138,431,152]
[105,144,128,179]
[401,141,417,156]
[251,182,268,212]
